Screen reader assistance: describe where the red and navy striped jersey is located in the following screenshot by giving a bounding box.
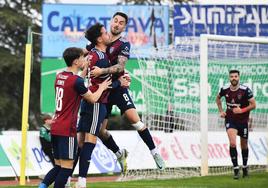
[219,84,254,124]
[51,71,87,137]
[106,37,130,80]
[88,48,111,103]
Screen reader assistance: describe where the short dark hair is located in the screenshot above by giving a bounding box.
[85,23,104,46]
[41,114,52,123]
[113,12,128,24]
[229,69,240,75]
[62,47,83,67]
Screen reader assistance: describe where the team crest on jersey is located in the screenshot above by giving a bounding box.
[225,94,229,97]
[231,99,235,103]
[109,47,114,54]
[237,94,242,100]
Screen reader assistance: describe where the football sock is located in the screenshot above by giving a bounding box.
[42,165,61,186]
[102,135,120,154]
[138,128,156,150]
[150,148,158,156]
[242,148,249,166]
[54,167,72,188]
[71,146,81,175]
[229,146,238,167]
[79,142,95,177]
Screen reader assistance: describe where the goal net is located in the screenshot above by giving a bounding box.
[122,35,268,180]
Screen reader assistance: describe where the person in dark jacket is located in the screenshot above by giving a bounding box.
[39,114,55,166]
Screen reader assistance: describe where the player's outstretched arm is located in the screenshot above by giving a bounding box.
[90,55,128,77]
[83,78,112,103]
[216,94,226,118]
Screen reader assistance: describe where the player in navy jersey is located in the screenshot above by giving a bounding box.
[38,47,111,188]
[90,12,165,172]
[216,70,256,179]
[73,23,129,188]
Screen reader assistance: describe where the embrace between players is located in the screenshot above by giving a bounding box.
[39,12,165,188]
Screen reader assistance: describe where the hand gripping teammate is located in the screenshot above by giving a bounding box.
[90,12,166,173]
[39,47,111,188]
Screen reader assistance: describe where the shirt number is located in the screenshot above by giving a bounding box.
[123,93,129,101]
[56,87,64,111]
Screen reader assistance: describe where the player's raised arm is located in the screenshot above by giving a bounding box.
[105,55,127,73]
[82,77,112,103]
[90,42,130,77]
[90,56,128,77]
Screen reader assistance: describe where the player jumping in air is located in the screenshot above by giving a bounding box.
[216,70,256,179]
[90,12,166,173]
[74,23,129,188]
[38,47,111,188]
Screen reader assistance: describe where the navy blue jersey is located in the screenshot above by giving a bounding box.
[219,84,253,124]
[107,37,130,80]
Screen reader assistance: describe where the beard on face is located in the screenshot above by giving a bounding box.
[111,27,121,35]
[231,79,238,86]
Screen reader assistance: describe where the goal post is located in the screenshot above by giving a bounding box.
[20,27,33,186]
[200,34,268,176]
[200,35,208,176]
[126,34,268,180]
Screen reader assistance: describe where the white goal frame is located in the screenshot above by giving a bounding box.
[200,34,268,176]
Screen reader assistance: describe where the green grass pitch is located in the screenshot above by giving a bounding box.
[2,171,268,188]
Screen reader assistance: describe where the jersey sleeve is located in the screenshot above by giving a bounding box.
[119,42,130,59]
[218,87,225,97]
[246,87,254,100]
[74,77,88,96]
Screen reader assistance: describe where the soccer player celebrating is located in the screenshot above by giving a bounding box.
[75,23,129,188]
[38,47,111,188]
[216,70,256,179]
[90,12,165,172]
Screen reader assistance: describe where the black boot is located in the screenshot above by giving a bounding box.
[233,166,240,180]
[242,166,249,178]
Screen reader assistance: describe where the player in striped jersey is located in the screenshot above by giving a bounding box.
[39,47,111,188]
[216,70,256,179]
[74,23,129,188]
[90,12,165,172]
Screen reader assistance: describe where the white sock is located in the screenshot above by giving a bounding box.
[78,177,86,187]
[150,148,158,156]
[115,150,122,159]
[65,176,71,186]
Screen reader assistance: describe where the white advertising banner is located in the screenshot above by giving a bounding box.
[0,131,121,176]
[0,131,267,177]
[111,131,268,169]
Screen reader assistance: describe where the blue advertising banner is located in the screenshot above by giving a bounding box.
[42,4,169,57]
[173,5,268,40]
